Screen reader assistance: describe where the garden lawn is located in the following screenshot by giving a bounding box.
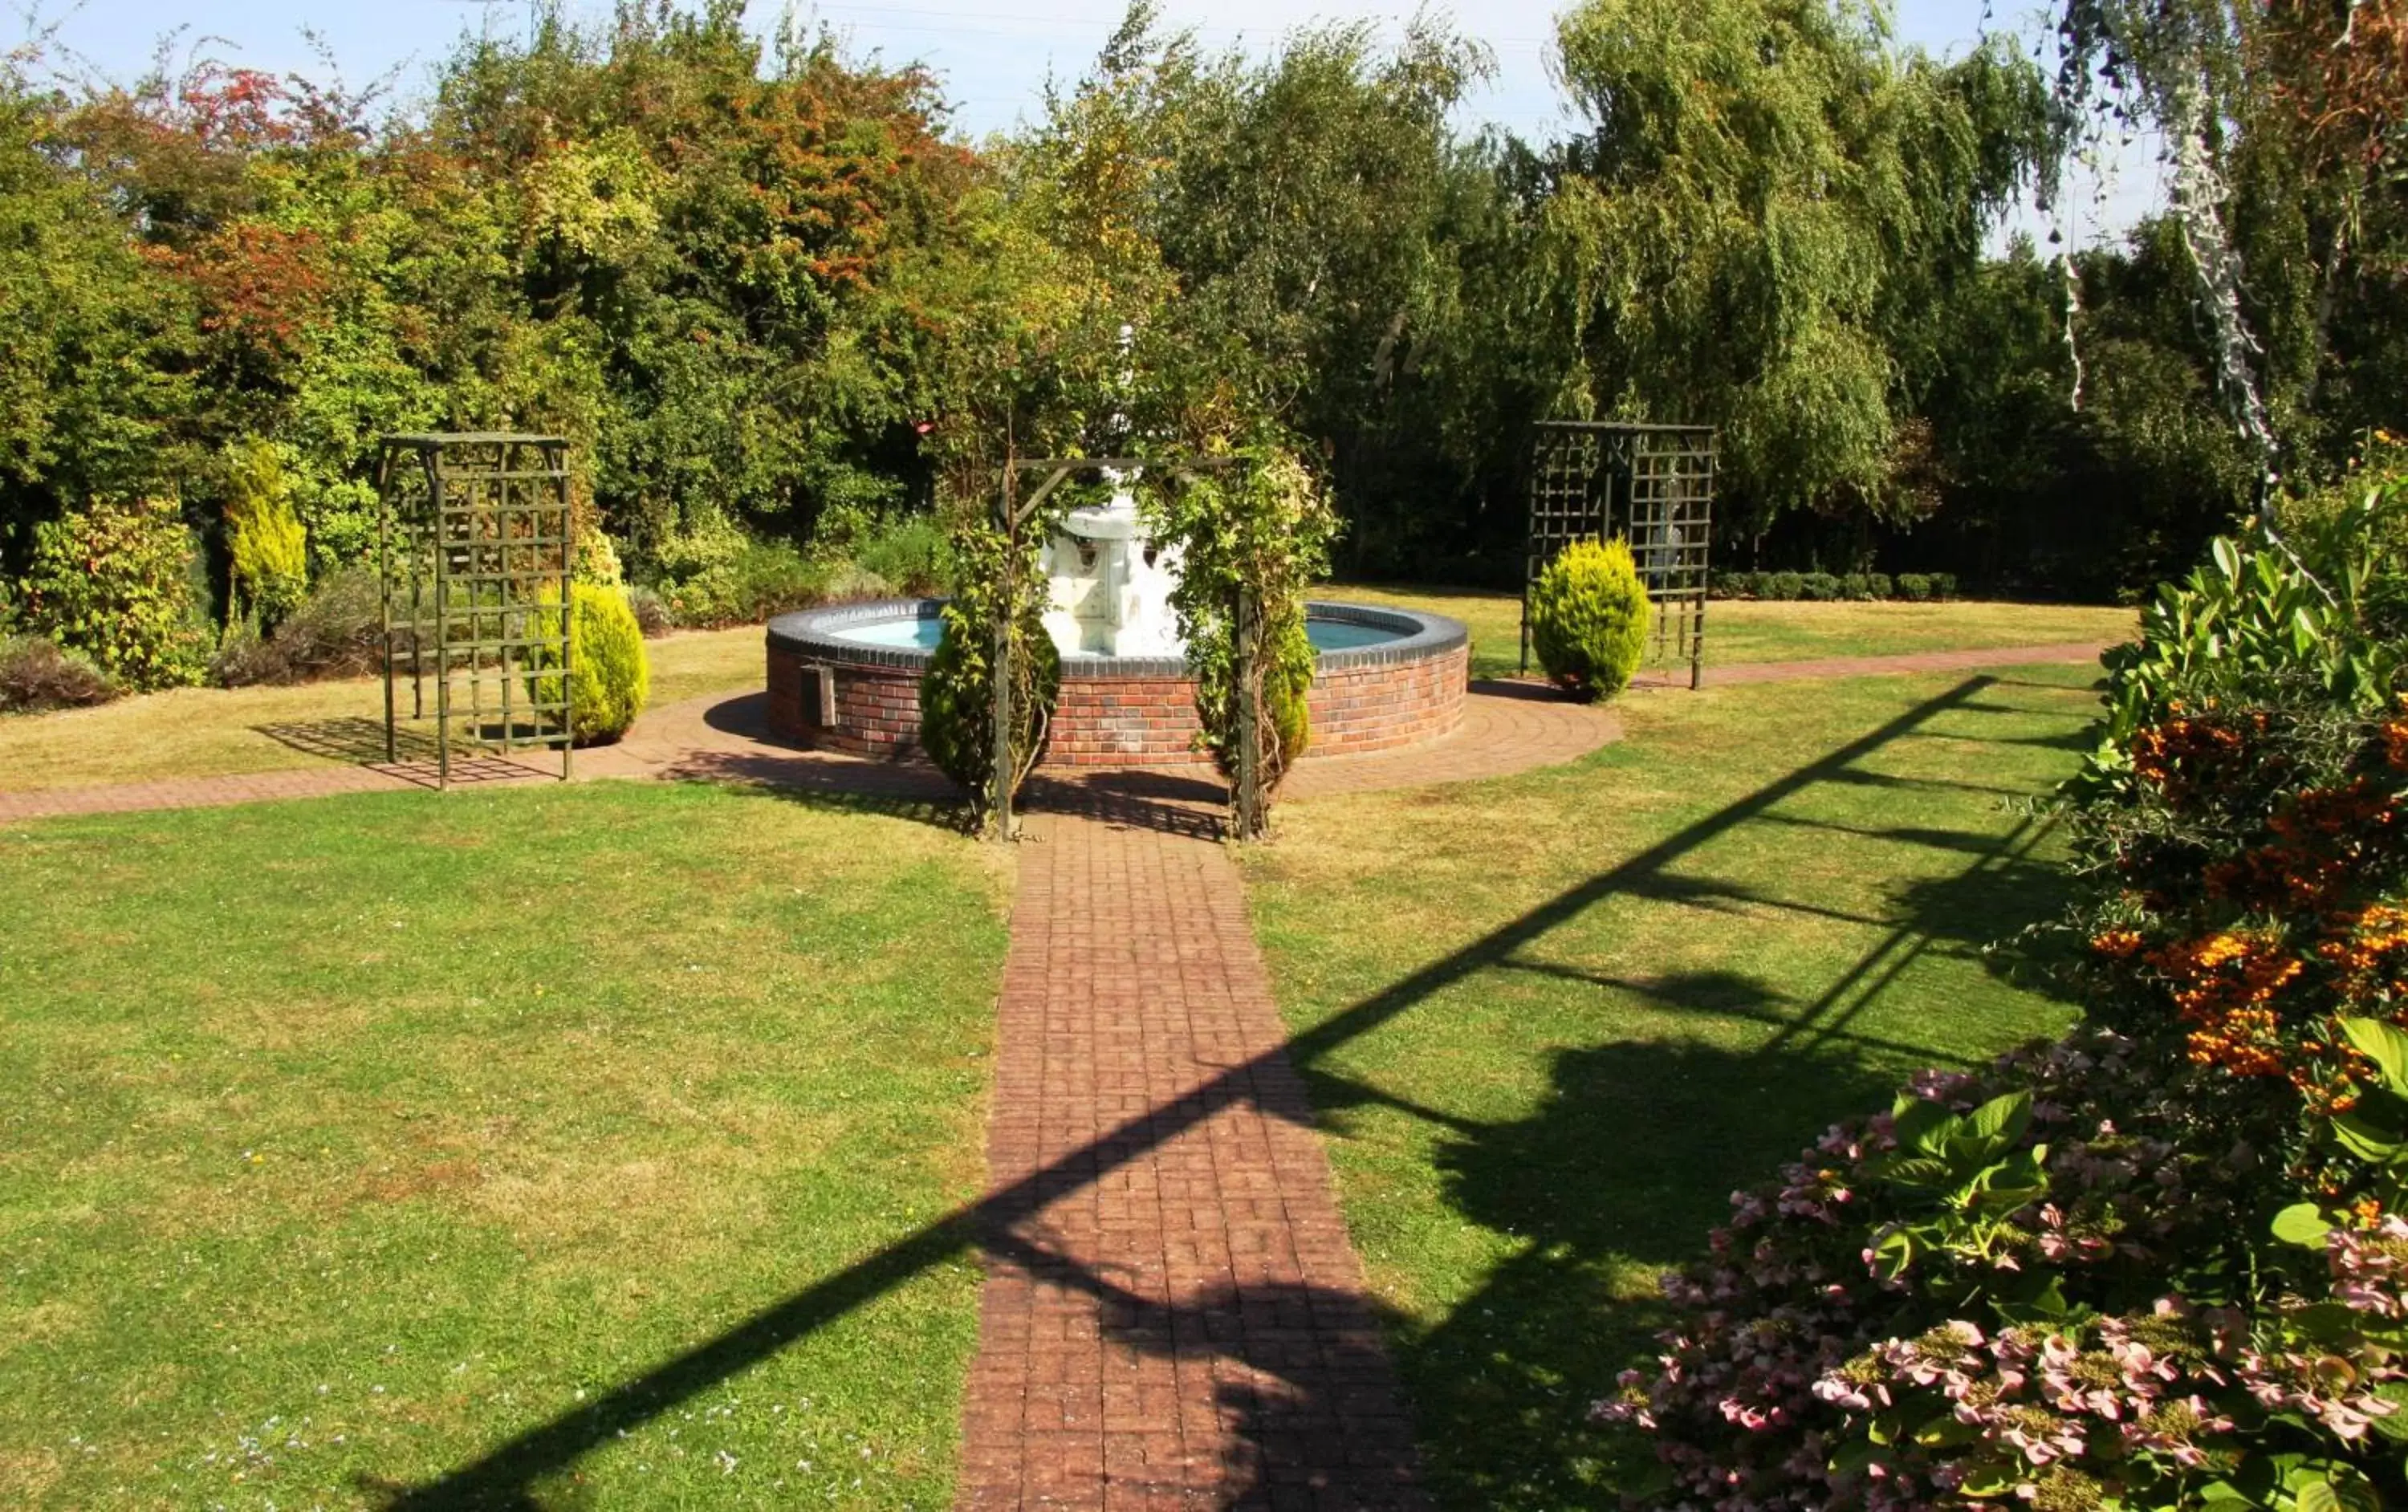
[0,781,1008,1509]
[1243,660,2103,1508]
[1328,583,2136,681]
[0,625,765,795]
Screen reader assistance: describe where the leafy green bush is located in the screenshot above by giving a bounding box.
[16,495,210,690]
[1931,572,1959,600]
[1838,572,1873,600]
[1709,569,1751,598]
[574,524,627,588]
[1154,444,1341,832]
[0,634,116,712]
[1529,536,1648,701]
[527,584,649,745]
[653,510,828,627]
[1895,571,1933,600]
[1798,571,1842,601]
[1604,493,2408,1512]
[919,526,1059,809]
[1865,571,1892,600]
[854,514,951,596]
[1765,571,1804,600]
[222,440,308,630]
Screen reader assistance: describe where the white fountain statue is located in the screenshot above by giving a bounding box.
[1039,478,1184,658]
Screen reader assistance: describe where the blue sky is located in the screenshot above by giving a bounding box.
[19,0,2158,242]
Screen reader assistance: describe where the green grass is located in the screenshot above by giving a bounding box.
[1327,583,2136,681]
[1243,662,2103,1507]
[0,782,1008,1509]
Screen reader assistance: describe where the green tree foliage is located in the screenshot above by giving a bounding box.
[1152,444,1340,835]
[1528,536,1649,700]
[1548,0,2048,542]
[919,522,1060,823]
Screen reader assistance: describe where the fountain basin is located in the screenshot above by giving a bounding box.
[765,598,1469,766]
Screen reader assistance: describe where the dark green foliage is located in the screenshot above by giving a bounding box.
[1798,572,1842,602]
[1767,571,1805,600]
[15,494,209,690]
[1896,572,1934,601]
[1837,573,1873,600]
[0,634,115,712]
[1931,573,1958,600]
[1529,536,1647,701]
[1864,572,1892,600]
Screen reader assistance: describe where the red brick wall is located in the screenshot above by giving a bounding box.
[767,641,1466,766]
[1304,644,1469,757]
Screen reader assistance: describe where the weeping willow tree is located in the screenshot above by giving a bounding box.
[1544,0,2050,550]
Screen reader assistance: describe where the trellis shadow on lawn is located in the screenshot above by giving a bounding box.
[369,673,2057,1510]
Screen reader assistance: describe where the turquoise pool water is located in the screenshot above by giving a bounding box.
[830,616,1404,655]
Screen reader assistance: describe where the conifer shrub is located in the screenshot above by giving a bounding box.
[223,441,309,630]
[527,583,649,745]
[1529,536,1648,701]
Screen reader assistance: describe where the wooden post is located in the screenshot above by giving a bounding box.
[1233,583,1263,842]
[990,462,1017,841]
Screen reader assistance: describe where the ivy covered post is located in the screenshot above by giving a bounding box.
[1231,583,1265,840]
[1154,442,1339,843]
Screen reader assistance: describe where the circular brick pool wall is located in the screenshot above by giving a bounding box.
[764,598,1468,768]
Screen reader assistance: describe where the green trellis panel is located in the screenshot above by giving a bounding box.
[377,433,576,788]
[1524,421,1717,689]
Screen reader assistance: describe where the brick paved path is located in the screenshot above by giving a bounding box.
[958,795,1426,1510]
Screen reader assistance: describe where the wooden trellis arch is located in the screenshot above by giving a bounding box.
[1523,421,1717,689]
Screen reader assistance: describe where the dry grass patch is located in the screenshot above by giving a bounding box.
[1327,582,2135,680]
[0,624,765,793]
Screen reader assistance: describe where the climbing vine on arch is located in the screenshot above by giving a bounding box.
[1149,438,1340,840]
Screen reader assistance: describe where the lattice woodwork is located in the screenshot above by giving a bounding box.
[1524,421,1717,689]
[378,433,576,787]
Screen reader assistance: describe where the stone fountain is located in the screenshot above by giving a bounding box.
[1039,483,1184,658]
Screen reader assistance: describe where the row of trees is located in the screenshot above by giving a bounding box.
[0,0,2399,676]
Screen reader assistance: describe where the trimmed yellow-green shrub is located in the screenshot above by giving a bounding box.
[223,440,307,629]
[1264,607,1313,766]
[1530,535,1648,701]
[527,583,650,745]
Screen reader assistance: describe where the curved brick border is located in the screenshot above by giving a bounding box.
[763,599,1470,767]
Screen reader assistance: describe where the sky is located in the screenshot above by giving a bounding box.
[18,0,2162,244]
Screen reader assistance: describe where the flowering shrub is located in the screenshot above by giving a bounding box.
[1601,495,2408,1512]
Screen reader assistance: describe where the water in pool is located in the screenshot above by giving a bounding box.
[830,616,1401,654]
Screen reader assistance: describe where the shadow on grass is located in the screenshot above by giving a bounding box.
[365,673,2076,1510]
